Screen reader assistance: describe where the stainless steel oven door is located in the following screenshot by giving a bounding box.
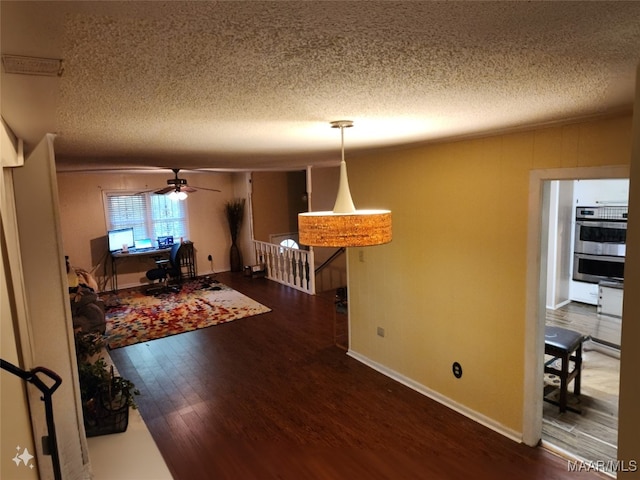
[575,220,627,256]
[573,253,625,284]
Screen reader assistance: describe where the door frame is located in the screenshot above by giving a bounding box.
[522,164,629,447]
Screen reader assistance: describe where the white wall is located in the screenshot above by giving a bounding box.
[546,180,574,309]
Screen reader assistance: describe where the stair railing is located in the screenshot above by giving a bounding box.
[315,247,345,275]
[253,240,315,294]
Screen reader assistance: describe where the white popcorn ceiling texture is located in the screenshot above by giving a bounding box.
[7,1,640,170]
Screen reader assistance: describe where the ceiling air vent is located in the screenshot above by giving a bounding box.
[1,54,63,77]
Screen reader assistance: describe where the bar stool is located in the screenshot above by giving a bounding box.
[544,326,586,414]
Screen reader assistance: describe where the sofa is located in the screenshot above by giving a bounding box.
[67,259,106,334]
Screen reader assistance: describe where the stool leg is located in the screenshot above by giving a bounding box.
[574,344,582,396]
[559,353,569,413]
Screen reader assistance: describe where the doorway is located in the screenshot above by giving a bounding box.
[541,179,626,472]
[522,166,629,476]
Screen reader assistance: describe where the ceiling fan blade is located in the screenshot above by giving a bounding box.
[190,185,222,192]
[151,169,221,195]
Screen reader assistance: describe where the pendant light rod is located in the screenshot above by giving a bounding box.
[330,120,356,214]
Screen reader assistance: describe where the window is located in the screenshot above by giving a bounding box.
[104,191,189,243]
[280,238,299,249]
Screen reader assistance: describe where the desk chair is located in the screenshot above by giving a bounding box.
[544,326,586,414]
[146,243,183,294]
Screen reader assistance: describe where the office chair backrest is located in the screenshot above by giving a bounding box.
[169,242,182,268]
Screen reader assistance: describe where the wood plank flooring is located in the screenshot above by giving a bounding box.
[108,273,606,479]
[546,302,621,349]
[544,303,620,475]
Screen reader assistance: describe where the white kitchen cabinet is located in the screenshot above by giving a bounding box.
[593,281,623,348]
[598,282,624,318]
[569,280,599,305]
[574,179,629,206]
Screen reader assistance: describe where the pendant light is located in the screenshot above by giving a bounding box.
[298,120,392,247]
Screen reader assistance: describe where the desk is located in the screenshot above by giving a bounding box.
[111,248,170,292]
[110,242,196,292]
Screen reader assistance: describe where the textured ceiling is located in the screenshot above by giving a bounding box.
[2,1,640,172]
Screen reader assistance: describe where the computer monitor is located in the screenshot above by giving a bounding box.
[157,235,174,248]
[107,227,134,252]
[134,238,154,250]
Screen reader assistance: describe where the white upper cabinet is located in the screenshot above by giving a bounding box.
[574,179,629,206]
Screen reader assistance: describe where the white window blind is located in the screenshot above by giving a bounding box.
[149,194,188,240]
[105,192,189,243]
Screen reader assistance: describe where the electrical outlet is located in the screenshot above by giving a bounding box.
[452,362,463,378]
[207,254,212,261]
[377,326,385,337]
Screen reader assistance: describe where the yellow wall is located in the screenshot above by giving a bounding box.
[252,171,306,242]
[346,114,633,433]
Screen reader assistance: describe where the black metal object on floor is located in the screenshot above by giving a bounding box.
[1,358,63,480]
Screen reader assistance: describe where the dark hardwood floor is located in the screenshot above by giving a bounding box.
[109,273,605,479]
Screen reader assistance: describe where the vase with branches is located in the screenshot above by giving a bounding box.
[225,198,245,272]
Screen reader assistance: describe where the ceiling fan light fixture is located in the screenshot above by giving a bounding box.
[149,169,220,197]
[298,120,392,248]
[168,190,188,201]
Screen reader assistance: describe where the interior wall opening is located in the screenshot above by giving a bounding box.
[538,177,627,477]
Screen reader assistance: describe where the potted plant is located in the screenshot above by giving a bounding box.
[75,332,139,437]
[225,198,245,272]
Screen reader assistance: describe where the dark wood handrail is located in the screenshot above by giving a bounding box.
[315,247,346,275]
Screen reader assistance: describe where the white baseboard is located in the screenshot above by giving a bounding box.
[583,339,621,359]
[548,299,571,310]
[347,349,523,444]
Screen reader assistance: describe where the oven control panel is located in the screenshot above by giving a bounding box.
[576,206,628,221]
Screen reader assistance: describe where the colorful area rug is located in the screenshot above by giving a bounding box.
[104,279,271,349]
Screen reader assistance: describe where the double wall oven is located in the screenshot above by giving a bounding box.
[573,206,627,284]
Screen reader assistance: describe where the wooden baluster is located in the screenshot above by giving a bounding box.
[293,250,301,287]
[282,248,289,284]
[299,250,306,289]
[274,244,282,282]
[279,246,286,282]
[288,249,295,285]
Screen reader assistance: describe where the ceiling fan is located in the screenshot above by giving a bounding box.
[153,168,221,200]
